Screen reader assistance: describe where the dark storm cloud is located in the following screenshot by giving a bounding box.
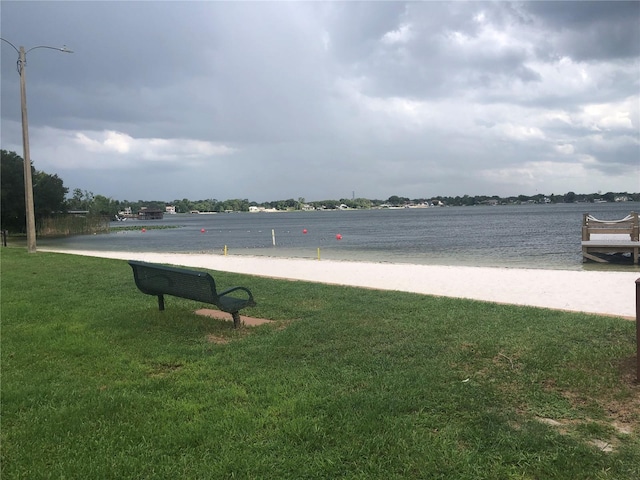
[1,1,638,202]
[525,1,640,61]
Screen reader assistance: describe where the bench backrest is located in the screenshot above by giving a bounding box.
[129,261,219,305]
[582,212,639,241]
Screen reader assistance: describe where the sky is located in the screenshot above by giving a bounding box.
[1,1,639,203]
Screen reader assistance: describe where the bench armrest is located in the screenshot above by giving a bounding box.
[218,286,256,305]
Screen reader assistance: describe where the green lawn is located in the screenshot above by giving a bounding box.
[1,248,638,479]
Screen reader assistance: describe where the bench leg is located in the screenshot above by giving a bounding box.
[231,311,241,329]
[157,295,165,311]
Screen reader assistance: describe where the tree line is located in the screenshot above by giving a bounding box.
[1,150,68,232]
[1,149,638,234]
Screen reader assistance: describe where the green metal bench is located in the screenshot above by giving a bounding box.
[128,260,256,328]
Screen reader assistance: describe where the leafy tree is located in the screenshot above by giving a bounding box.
[172,198,192,213]
[387,195,409,206]
[343,197,371,209]
[315,200,340,209]
[277,199,298,210]
[192,199,216,212]
[1,149,68,232]
[1,150,27,231]
[90,195,119,216]
[67,188,94,211]
[33,170,68,218]
[217,198,249,212]
[461,195,476,206]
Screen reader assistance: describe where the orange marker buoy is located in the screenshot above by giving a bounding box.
[303,229,308,234]
[335,233,342,240]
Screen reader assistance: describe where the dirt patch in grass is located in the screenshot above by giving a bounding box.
[535,415,629,453]
[206,334,231,344]
[616,355,639,387]
[149,362,183,378]
[608,356,640,434]
[194,308,275,326]
[532,356,640,453]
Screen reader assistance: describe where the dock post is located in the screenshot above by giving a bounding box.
[582,213,590,241]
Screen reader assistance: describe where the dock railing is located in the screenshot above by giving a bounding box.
[581,212,639,264]
[581,212,639,241]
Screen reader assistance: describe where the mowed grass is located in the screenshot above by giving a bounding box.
[1,248,638,479]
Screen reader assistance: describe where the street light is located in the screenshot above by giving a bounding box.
[1,38,73,253]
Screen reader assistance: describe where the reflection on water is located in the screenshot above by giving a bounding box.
[38,203,640,271]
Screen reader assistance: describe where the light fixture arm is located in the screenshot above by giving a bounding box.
[26,45,74,54]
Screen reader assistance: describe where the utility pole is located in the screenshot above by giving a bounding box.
[19,46,37,253]
[1,38,73,252]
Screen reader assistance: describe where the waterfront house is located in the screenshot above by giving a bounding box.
[138,207,164,220]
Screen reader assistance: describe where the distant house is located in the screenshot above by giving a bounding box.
[248,206,278,213]
[138,207,164,220]
[165,205,177,214]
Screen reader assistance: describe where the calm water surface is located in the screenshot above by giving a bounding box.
[39,203,640,271]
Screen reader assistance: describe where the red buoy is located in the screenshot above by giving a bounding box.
[201,228,206,233]
[141,228,146,233]
[335,233,342,240]
[303,229,308,234]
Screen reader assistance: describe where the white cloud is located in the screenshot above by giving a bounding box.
[496,123,546,141]
[75,131,132,154]
[381,23,412,45]
[18,126,236,173]
[321,30,330,52]
[71,130,235,164]
[555,144,575,155]
[580,102,635,131]
[480,160,589,188]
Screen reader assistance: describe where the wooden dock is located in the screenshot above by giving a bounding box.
[581,212,639,264]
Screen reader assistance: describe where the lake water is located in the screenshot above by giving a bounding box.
[39,202,640,271]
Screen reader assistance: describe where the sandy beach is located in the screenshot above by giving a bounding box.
[41,249,639,319]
